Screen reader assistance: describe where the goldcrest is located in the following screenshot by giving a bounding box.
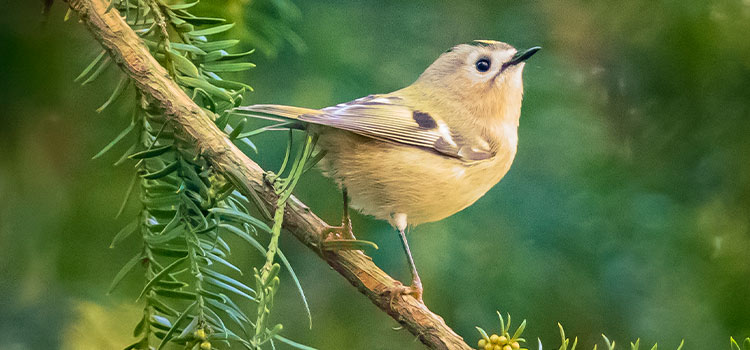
[236,40,540,299]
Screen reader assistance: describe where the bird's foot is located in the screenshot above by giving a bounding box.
[389,280,423,305]
[322,219,356,241]
[318,221,378,252]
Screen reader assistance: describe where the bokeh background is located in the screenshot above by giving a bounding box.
[2,0,750,349]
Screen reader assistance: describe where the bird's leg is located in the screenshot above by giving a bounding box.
[321,187,356,244]
[390,214,423,302]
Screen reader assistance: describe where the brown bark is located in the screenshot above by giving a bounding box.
[64,0,473,349]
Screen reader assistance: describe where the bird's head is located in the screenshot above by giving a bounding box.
[414,40,540,122]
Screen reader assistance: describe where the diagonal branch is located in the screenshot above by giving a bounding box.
[63,0,473,349]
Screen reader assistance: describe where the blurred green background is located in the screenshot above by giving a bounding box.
[1,0,749,349]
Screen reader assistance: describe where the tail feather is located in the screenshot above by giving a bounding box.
[234,104,322,120]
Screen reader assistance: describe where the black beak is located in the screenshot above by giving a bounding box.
[507,46,541,66]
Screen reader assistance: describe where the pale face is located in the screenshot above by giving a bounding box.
[461,45,519,86]
[415,41,536,104]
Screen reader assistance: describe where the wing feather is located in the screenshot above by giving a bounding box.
[234,95,493,162]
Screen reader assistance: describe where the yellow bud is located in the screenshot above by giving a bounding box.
[194,329,206,340]
[511,341,520,349]
[478,339,487,349]
[490,334,499,344]
[498,335,508,344]
[494,345,503,350]
[484,344,493,350]
[200,341,211,350]
[503,345,512,350]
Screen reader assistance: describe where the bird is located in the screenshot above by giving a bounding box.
[234,40,540,301]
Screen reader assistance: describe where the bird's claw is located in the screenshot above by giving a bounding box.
[318,221,357,254]
[389,280,423,306]
[321,222,356,241]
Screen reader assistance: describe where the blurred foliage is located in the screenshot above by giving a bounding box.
[1,0,749,349]
[66,0,314,348]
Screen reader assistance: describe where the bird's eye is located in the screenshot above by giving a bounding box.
[475,58,491,72]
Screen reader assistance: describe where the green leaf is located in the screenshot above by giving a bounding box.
[170,42,207,55]
[219,223,267,255]
[202,49,255,62]
[201,62,256,72]
[150,246,189,258]
[154,280,189,289]
[228,118,246,139]
[129,144,174,159]
[169,50,200,78]
[272,334,318,350]
[189,23,235,36]
[202,49,228,62]
[141,161,180,179]
[122,341,141,350]
[234,122,292,140]
[96,76,130,113]
[107,252,142,294]
[732,338,741,350]
[204,299,248,334]
[157,301,197,350]
[141,194,180,210]
[114,143,137,166]
[205,77,253,92]
[214,50,255,62]
[147,296,180,317]
[110,219,138,248]
[75,50,105,83]
[194,89,218,112]
[82,55,112,85]
[210,208,271,233]
[237,137,258,154]
[137,256,188,301]
[176,23,195,33]
[144,220,184,246]
[179,160,209,197]
[153,288,197,300]
[150,315,172,329]
[203,275,255,301]
[475,326,490,342]
[194,39,240,52]
[214,111,230,129]
[265,324,283,342]
[512,319,526,340]
[200,267,254,294]
[177,316,199,339]
[303,150,328,173]
[177,76,233,102]
[320,239,379,251]
[92,122,135,159]
[203,307,229,335]
[277,249,311,328]
[115,173,138,218]
[206,251,242,274]
[133,316,146,337]
[177,15,226,25]
[167,1,198,10]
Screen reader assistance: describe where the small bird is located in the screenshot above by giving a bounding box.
[235,40,539,300]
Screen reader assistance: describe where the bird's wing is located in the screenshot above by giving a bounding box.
[235,95,494,162]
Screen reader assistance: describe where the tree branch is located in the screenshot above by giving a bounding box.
[64,0,473,349]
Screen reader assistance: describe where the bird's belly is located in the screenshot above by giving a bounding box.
[316,129,516,226]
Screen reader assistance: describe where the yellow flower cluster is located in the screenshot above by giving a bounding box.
[477,333,520,350]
